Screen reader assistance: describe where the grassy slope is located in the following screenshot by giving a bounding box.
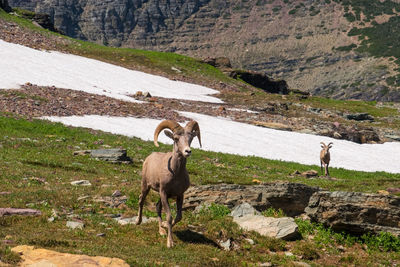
[0,116,400,266]
[1,9,400,266]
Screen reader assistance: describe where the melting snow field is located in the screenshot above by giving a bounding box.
[43,112,400,173]
[1,39,399,173]
[0,40,222,103]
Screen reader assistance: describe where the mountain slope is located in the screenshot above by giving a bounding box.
[7,0,400,101]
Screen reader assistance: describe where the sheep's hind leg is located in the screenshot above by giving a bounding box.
[156,199,167,236]
[172,195,183,226]
[160,191,174,248]
[135,185,150,225]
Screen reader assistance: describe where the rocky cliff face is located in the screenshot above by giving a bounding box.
[7,0,400,101]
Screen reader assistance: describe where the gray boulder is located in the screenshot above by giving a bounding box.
[230,202,260,218]
[233,215,299,240]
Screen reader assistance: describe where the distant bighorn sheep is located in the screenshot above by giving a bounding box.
[320,142,333,176]
[136,120,201,248]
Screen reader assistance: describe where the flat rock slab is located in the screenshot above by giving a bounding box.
[70,180,92,186]
[12,245,129,267]
[90,149,132,163]
[0,208,41,217]
[233,215,299,240]
[114,216,157,225]
[66,221,84,230]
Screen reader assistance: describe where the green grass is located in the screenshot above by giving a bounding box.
[302,96,398,119]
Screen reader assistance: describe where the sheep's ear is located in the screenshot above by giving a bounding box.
[164,130,174,140]
[321,145,324,148]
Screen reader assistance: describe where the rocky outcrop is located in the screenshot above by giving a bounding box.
[184,183,320,217]
[230,70,289,95]
[11,245,129,267]
[184,183,400,236]
[305,191,400,236]
[0,0,11,12]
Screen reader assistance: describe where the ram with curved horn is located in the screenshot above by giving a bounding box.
[136,119,201,248]
[320,142,333,177]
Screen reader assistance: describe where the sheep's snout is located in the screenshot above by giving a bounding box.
[183,147,192,157]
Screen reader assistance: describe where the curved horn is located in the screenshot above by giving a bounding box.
[328,142,333,147]
[153,120,183,147]
[185,121,202,147]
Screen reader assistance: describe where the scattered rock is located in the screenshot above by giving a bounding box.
[0,192,11,195]
[384,134,400,142]
[114,216,156,225]
[90,149,132,164]
[66,221,84,230]
[218,238,232,251]
[300,170,318,178]
[245,238,255,245]
[171,67,182,73]
[344,113,374,121]
[94,195,128,208]
[0,208,41,217]
[77,195,90,201]
[11,245,129,267]
[111,190,122,198]
[71,180,92,186]
[233,215,300,240]
[230,202,260,218]
[285,252,294,257]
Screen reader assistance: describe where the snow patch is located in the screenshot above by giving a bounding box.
[42,112,400,173]
[0,40,222,103]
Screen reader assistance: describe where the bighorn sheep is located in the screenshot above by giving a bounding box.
[136,120,201,248]
[320,142,333,176]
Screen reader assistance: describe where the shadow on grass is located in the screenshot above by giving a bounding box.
[175,230,219,247]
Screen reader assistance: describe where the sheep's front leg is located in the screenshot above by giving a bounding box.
[160,191,174,248]
[326,163,330,177]
[172,195,183,226]
[320,161,324,175]
[156,199,167,236]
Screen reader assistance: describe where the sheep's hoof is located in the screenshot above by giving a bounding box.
[135,218,142,225]
[161,221,169,228]
[167,240,174,248]
[159,227,167,236]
